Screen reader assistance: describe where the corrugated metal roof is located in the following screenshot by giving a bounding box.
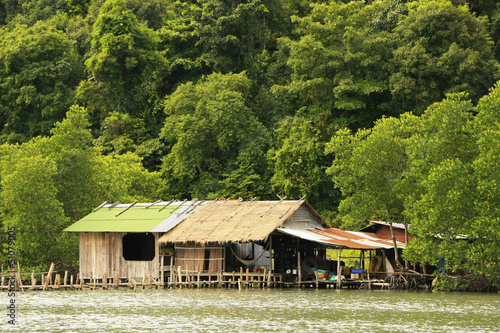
[277,227,407,250]
[369,220,410,230]
[151,200,207,232]
[64,201,202,232]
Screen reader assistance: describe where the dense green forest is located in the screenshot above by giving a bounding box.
[0,0,499,286]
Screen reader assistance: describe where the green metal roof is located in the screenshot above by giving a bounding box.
[64,203,179,232]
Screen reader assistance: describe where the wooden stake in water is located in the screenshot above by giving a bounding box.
[43,263,55,291]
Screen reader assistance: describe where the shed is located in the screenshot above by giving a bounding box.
[64,200,204,280]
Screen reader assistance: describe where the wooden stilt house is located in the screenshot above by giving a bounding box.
[64,200,204,280]
[159,199,409,285]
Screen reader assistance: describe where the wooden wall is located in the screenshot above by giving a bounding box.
[79,232,159,279]
[282,206,325,229]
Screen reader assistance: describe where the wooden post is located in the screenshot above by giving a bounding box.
[142,268,146,290]
[337,248,342,290]
[298,251,302,289]
[103,272,108,289]
[197,272,201,288]
[262,267,267,288]
[178,266,182,288]
[148,274,152,289]
[55,274,61,288]
[245,268,249,289]
[70,275,74,288]
[129,276,134,289]
[76,273,80,289]
[115,272,119,289]
[17,262,24,294]
[63,271,68,287]
[382,249,387,273]
[368,251,372,290]
[31,270,36,290]
[161,256,165,286]
[43,263,55,291]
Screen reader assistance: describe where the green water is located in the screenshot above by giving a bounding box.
[3,289,499,332]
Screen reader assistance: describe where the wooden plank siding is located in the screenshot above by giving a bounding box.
[79,232,160,279]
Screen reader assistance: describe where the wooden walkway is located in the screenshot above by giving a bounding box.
[1,263,430,292]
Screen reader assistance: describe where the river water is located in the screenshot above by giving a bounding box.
[3,288,499,332]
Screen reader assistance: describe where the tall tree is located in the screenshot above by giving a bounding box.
[402,94,477,272]
[81,0,166,121]
[0,21,83,143]
[160,72,270,199]
[390,0,498,114]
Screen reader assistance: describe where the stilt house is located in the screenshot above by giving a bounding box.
[63,200,204,280]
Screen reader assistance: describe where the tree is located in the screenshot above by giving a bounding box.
[269,113,339,217]
[468,83,500,279]
[402,94,477,272]
[82,0,167,120]
[0,105,161,270]
[160,72,270,199]
[273,1,394,130]
[326,113,420,266]
[0,21,84,143]
[390,0,498,114]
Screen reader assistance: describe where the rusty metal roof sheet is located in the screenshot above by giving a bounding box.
[277,227,407,249]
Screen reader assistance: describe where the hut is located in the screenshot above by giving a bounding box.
[157,199,324,276]
[158,199,408,285]
[63,200,204,281]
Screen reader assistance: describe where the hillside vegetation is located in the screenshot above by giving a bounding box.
[0,0,498,284]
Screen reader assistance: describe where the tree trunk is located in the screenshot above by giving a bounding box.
[388,221,403,270]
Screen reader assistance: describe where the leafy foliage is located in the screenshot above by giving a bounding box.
[0,21,84,142]
[0,0,500,278]
[0,106,160,270]
[160,72,270,199]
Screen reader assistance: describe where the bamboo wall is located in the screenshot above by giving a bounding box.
[175,242,224,273]
[79,232,159,279]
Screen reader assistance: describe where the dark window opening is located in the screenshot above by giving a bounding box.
[122,233,155,261]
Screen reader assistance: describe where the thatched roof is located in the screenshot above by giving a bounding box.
[158,200,324,244]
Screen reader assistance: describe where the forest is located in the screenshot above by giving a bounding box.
[0,0,499,287]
